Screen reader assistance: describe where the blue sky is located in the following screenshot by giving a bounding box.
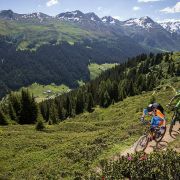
[0,0,180,21]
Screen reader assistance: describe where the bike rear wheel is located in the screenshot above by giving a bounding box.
[155,126,166,142]
[169,117,176,136]
[169,115,180,136]
[135,135,149,152]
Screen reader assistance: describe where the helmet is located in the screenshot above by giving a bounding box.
[147,104,153,112]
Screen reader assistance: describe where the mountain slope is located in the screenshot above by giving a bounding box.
[121,16,180,51]
[0,81,179,179]
[160,20,180,35]
[0,10,180,52]
[0,38,148,99]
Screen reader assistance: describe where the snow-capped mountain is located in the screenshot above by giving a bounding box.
[101,16,120,25]
[123,16,160,30]
[56,10,84,22]
[121,16,180,51]
[56,10,102,23]
[85,12,102,22]
[0,10,51,22]
[0,9,180,51]
[21,12,51,22]
[160,21,180,35]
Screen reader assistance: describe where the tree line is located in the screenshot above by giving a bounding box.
[0,36,145,99]
[0,51,179,125]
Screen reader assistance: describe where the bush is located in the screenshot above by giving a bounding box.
[91,150,180,179]
[36,114,45,131]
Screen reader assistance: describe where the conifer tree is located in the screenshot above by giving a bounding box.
[8,102,17,122]
[103,91,111,108]
[164,53,169,62]
[75,90,84,114]
[0,109,8,125]
[87,93,94,112]
[111,82,119,102]
[19,89,38,124]
[49,103,59,124]
[9,93,21,122]
[36,113,45,131]
[66,96,72,117]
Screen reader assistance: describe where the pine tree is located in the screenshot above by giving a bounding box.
[19,89,38,124]
[40,103,49,122]
[102,90,111,108]
[8,93,21,122]
[164,53,169,62]
[49,103,59,124]
[127,81,135,96]
[0,109,8,125]
[36,113,45,131]
[66,96,72,117]
[75,90,84,114]
[111,82,119,102]
[87,93,94,112]
[8,102,17,122]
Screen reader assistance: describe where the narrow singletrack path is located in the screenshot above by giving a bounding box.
[120,123,179,156]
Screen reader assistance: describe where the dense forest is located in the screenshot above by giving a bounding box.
[0,51,179,125]
[0,36,147,98]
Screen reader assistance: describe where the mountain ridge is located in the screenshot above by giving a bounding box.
[1,9,180,52]
[1,9,180,34]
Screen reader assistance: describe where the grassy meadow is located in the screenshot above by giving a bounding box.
[15,83,70,103]
[0,81,179,179]
[88,63,118,80]
[0,19,96,50]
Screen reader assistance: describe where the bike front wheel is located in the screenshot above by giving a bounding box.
[135,135,149,152]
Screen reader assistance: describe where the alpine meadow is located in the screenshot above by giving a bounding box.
[0,1,180,179]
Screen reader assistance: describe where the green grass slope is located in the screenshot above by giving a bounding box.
[14,83,70,103]
[0,20,96,50]
[88,63,118,80]
[0,81,179,179]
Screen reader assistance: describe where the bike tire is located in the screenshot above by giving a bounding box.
[155,126,166,142]
[169,113,176,136]
[135,135,149,152]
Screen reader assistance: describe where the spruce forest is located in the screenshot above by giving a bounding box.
[1,52,179,125]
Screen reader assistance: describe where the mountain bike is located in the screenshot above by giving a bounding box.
[167,105,180,136]
[135,119,166,152]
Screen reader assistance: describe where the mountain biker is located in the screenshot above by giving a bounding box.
[168,91,180,109]
[141,103,166,139]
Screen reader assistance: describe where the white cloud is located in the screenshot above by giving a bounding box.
[157,18,180,23]
[160,2,180,13]
[46,0,59,7]
[97,7,103,11]
[133,6,141,11]
[138,0,162,2]
[113,16,121,20]
[97,6,111,16]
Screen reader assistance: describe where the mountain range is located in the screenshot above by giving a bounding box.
[0,9,180,99]
[0,9,180,51]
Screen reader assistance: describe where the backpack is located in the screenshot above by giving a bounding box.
[153,103,164,114]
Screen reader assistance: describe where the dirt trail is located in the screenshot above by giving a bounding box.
[95,123,179,174]
[120,123,179,157]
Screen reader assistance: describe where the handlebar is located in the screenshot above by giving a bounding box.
[139,118,150,125]
[166,104,177,111]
